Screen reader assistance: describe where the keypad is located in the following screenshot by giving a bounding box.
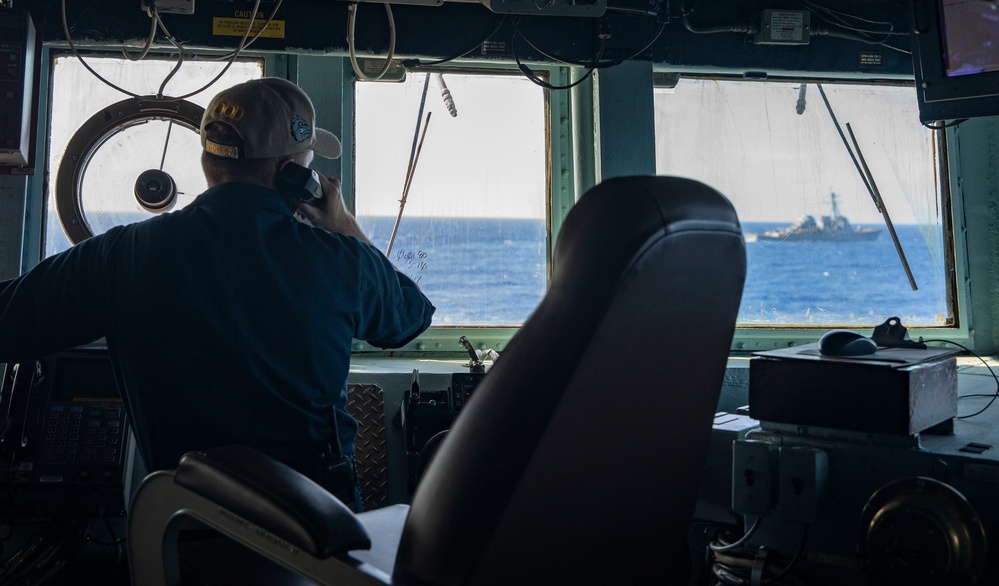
[41,402,125,465]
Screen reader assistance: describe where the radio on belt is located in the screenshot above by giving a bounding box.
[749,344,959,435]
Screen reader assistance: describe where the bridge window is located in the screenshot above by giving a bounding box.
[43,58,556,351]
[354,70,549,329]
[654,78,953,333]
[43,55,263,257]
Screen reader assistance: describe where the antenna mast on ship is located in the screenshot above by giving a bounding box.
[830,192,841,218]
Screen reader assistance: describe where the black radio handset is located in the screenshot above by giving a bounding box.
[0,362,37,457]
[275,162,324,207]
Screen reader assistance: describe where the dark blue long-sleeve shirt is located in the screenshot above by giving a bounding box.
[0,183,435,474]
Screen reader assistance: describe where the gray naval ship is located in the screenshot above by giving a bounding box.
[758,193,882,242]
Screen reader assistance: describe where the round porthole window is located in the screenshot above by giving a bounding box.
[55,97,204,244]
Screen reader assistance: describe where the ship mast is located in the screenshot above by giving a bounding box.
[830,192,841,218]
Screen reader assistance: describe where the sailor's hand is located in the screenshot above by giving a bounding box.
[297,175,374,246]
[297,175,349,233]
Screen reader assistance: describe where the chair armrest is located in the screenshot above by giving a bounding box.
[174,445,371,558]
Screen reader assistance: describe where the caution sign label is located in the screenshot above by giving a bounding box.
[213,18,285,39]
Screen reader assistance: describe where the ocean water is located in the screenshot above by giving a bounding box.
[50,212,949,328]
[360,217,950,328]
[739,221,948,327]
[358,216,548,326]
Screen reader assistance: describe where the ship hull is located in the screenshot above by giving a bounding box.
[757,229,882,242]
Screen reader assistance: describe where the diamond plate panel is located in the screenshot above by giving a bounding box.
[347,384,388,511]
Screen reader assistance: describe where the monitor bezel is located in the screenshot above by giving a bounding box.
[911,0,999,123]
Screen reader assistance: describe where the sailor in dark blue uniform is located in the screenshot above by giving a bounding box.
[0,78,435,506]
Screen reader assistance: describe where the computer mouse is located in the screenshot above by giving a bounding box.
[818,329,878,356]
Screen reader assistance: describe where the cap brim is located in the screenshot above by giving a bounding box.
[314,128,342,159]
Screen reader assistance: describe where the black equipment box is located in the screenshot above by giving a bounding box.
[749,344,958,435]
[0,348,131,518]
[0,9,36,168]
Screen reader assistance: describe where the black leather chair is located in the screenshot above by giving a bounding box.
[127,175,747,586]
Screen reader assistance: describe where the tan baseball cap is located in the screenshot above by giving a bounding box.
[201,77,341,160]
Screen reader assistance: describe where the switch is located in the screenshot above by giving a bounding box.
[778,446,828,523]
[732,439,779,515]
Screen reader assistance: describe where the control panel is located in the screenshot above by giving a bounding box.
[694,373,999,585]
[0,348,132,518]
[401,371,487,492]
[450,372,484,418]
[0,8,35,167]
[34,399,127,480]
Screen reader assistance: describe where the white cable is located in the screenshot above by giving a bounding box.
[180,0,283,62]
[152,0,271,62]
[148,1,251,101]
[60,0,262,100]
[224,0,283,55]
[348,3,397,81]
[62,0,143,98]
[709,516,763,553]
[121,9,157,62]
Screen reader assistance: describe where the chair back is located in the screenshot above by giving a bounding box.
[393,175,747,585]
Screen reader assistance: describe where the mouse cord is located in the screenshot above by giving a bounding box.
[921,339,999,419]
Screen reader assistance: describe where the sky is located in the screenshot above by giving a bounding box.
[354,71,548,220]
[45,56,941,257]
[653,80,937,226]
[46,58,548,255]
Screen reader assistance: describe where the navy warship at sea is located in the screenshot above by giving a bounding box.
[757,193,882,242]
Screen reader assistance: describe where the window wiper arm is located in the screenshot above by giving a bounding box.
[387,73,433,257]
[845,122,917,291]
[816,84,918,291]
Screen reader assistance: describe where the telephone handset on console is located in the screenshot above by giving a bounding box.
[276,162,324,207]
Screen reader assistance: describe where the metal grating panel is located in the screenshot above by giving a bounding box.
[346,384,388,511]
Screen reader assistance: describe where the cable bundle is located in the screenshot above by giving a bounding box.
[706,520,810,586]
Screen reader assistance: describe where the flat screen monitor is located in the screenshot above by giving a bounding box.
[911,0,999,123]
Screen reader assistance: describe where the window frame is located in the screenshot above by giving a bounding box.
[651,71,970,351]
[28,46,278,268]
[33,53,964,357]
[347,62,575,356]
[29,52,574,358]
